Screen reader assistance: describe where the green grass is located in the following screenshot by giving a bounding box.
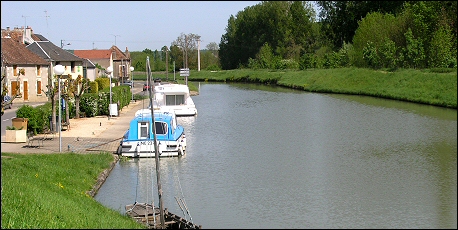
[1,152,145,229]
[186,68,457,109]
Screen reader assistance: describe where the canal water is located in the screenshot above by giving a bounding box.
[95,82,457,229]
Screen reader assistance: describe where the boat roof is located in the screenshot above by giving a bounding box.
[155,83,190,94]
[134,110,175,122]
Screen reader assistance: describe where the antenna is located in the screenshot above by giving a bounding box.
[44,10,50,37]
[22,15,29,28]
[110,34,120,46]
[44,10,49,27]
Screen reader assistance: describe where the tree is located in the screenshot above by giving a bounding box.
[317,1,406,50]
[68,75,91,119]
[219,1,317,69]
[171,33,201,70]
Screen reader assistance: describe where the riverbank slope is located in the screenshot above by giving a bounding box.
[187,68,457,109]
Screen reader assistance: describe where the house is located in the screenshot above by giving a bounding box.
[81,58,97,82]
[1,29,50,103]
[73,49,113,79]
[26,41,85,80]
[2,26,88,103]
[73,45,133,83]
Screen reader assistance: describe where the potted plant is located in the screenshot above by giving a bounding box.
[5,126,27,143]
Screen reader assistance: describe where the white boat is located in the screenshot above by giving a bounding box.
[153,82,197,116]
[125,56,201,229]
[117,109,186,158]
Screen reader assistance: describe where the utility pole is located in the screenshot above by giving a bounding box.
[165,47,169,81]
[197,38,201,71]
[185,35,188,69]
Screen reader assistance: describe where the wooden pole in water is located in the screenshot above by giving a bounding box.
[146,56,165,228]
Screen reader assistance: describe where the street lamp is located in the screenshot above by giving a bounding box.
[106,66,113,117]
[130,66,134,101]
[53,64,65,152]
[60,40,71,48]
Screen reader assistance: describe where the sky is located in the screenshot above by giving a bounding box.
[1,1,264,52]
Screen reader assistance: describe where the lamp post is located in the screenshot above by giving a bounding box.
[53,64,65,152]
[106,66,113,117]
[60,40,71,49]
[129,66,134,101]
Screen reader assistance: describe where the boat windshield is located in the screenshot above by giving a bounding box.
[155,121,167,135]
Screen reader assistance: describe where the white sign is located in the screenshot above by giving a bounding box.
[180,68,189,77]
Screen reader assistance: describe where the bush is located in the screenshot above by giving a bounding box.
[16,105,48,134]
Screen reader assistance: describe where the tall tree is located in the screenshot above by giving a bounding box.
[317,1,406,50]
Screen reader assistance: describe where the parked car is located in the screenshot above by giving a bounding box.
[143,84,151,91]
[3,95,12,109]
[121,81,133,87]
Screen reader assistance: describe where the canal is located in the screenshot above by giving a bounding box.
[95,82,457,228]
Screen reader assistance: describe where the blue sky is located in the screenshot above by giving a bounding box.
[1,1,264,51]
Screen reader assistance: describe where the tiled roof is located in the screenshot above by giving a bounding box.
[74,50,112,59]
[1,37,49,65]
[110,45,129,61]
[32,34,48,41]
[26,41,85,62]
[1,28,23,43]
[82,58,96,68]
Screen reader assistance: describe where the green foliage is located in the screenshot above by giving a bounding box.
[299,53,319,69]
[205,64,221,71]
[88,81,98,93]
[402,28,426,68]
[362,41,380,69]
[317,1,406,49]
[379,39,398,69]
[337,42,354,67]
[79,93,100,117]
[322,51,341,69]
[219,1,316,69]
[428,25,455,68]
[16,105,47,135]
[95,77,110,91]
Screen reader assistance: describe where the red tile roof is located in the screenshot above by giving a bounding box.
[74,50,112,59]
[1,37,49,65]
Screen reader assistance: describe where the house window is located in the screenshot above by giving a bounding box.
[138,121,149,139]
[119,65,125,77]
[11,80,19,96]
[13,65,18,76]
[165,95,185,106]
[37,65,41,75]
[37,80,42,94]
[71,62,75,73]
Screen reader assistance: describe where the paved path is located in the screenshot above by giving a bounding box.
[1,99,150,154]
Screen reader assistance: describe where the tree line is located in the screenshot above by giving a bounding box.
[129,1,456,72]
[219,1,456,70]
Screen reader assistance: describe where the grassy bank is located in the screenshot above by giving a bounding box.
[184,68,457,109]
[1,152,144,229]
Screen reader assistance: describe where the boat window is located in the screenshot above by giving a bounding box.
[155,122,167,135]
[166,95,185,106]
[138,121,149,139]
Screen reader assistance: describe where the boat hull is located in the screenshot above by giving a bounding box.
[118,137,186,158]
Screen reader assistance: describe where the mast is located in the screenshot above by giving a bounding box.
[146,56,165,228]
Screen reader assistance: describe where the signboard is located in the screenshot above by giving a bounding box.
[180,68,189,77]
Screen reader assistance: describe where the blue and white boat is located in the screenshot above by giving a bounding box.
[117,109,186,158]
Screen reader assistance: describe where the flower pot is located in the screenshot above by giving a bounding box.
[5,129,27,143]
[12,118,28,130]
